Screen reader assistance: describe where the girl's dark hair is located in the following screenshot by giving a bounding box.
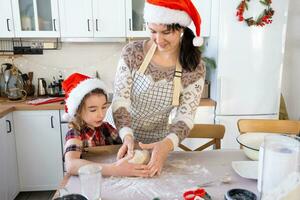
[167,24,202,71]
[69,88,107,131]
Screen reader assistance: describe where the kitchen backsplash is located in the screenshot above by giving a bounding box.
[0,42,126,92]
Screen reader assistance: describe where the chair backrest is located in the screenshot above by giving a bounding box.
[237,119,300,135]
[179,124,225,151]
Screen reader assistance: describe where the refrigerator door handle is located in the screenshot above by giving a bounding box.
[217,76,222,114]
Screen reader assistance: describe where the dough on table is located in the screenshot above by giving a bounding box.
[128,150,150,164]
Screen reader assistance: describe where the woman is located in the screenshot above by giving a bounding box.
[112,0,206,177]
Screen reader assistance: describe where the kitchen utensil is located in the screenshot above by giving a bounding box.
[7,87,27,101]
[28,72,33,85]
[2,63,13,93]
[231,161,258,179]
[3,69,11,93]
[183,188,211,200]
[54,194,88,200]
[236,133,274,160]
[1,63,12,72]
[21,73,29,86]
[37,78,47,96]
[25,72,35,96]
[224,188,257,200]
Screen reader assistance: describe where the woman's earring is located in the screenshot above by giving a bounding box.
[180,29,184,36]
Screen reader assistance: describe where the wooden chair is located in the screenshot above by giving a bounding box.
[237,119,300,135]
[179,124,225,151]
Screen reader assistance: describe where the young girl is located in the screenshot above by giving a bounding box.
[62,73,149,177]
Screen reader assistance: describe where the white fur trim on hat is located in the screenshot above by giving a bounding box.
[193,37,204,47]
[144,2,191,26]
[65,78,108,121]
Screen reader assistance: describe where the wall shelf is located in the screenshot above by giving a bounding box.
[0,38,61,55]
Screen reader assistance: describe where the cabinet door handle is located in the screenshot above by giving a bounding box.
[95,19,99,31]
[53,19,57,31]
[87,19,91,31]
[6,120,12,133]
[129,18,132,31]
[50,116,54,128]
[6,18,11,32]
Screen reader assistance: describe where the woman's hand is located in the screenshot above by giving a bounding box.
[110,156,150,177]
[139,138,174,177]
[117,135,134,160]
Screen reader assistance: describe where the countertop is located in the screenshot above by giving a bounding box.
[0,97,64,118]
[0,97,215,118]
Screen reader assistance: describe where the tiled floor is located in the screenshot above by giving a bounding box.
[14,191,56,200]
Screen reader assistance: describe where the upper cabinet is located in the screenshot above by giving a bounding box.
[125,0,147,37]
[11,0,60,37]
[59,0,125,39]
[125,0,211,38]
[0,0,15,38]
[93,0,126,38]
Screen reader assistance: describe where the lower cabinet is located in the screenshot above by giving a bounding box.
[0,113,19,200]
[13,110,63,191]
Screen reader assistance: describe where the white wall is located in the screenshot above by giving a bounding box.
[0,42,125,92]
[282,0,300,120]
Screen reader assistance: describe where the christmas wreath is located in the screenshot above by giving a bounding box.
[236,0,275,27]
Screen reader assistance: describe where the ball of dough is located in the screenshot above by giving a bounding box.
[128,150,150,164]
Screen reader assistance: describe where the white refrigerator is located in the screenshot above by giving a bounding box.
[206,0,290,148]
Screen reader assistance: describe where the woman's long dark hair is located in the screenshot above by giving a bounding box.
[167,24,202,71]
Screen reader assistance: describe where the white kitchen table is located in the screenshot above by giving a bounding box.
[54,147,258,200]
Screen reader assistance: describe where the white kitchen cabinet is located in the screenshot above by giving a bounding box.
[125,0,211,38]
[93,0,125,37]
[0,0,15,37]
[13,110,63,191]
[0,113,19,200]
[0,116,7,200]
[125,0,147,37]
[59,0,125,39]
[11,0,60,37]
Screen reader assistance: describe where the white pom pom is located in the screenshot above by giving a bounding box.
[62,113,72,122]
[193,37,204,47]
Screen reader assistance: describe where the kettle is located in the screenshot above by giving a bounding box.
[7,88,27,101]
[37,78,47,96]
[1,63,13,93]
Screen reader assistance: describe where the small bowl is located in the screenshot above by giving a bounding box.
[236,133,274,160]
[225,188,257,200]
[54,194,88,200]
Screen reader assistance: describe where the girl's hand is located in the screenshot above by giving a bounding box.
[112,156,149,177]
[139,138,173,177]
[117,135,134,160]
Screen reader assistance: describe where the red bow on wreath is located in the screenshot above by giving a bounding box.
[236,0,275,27]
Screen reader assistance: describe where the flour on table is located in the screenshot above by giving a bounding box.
[101,157,213,200]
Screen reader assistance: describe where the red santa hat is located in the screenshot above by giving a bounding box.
[62,73,108,122]
[144,0,203,46]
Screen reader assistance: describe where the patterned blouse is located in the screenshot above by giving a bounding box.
[112,40,206,146]
[64,122,122,155]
